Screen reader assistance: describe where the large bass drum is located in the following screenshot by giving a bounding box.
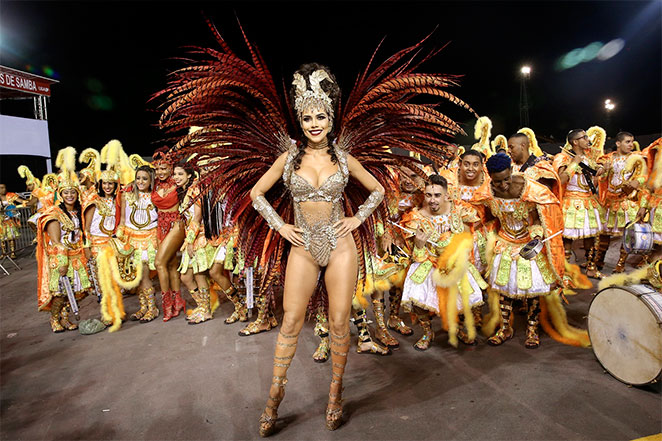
[588,284,662,386]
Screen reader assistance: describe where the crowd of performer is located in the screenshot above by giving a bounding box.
[5,112,661,439]
[5,123,658,348]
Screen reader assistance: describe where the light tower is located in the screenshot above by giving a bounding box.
[519,65,531,127]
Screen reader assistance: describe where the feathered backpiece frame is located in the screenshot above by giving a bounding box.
[154,19,475,301]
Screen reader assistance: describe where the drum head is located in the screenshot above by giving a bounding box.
[588,286,662,385]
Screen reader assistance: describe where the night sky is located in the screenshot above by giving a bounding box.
[1,0,661,186]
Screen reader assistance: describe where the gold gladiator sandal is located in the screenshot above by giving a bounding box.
[413,313,434,351]
[259,331,298,437]
[60,303,79,331]
[457,305,483,345]
[372,298,399,348]
[140,288,159,322]
[387,290,413,336]
[594,235,611,271]
[579,239,597,269]
[49,296,66,333]
[456,314,476,346]
[188,287,213,324]
[487,296,514,346]
[239,295,275,336]
[9,240,17,259]
[224,286,248,324]
[613,248,629,273]
[354,308,391,356]
[524,298,541,349]
[130,289,149,321]
[586,258,605,279]
[326,330,349,431]
[259,375,288,437]
[312,306,330,363]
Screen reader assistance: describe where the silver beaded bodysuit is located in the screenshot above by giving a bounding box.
[282,145,349,267]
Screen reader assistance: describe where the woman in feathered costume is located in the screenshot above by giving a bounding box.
[155,22,473,435]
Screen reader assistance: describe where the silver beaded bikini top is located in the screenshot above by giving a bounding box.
[282,144,349,266]
[283,145,349,204]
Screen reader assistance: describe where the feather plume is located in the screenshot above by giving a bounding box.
[598,266,649,290]
[540,294,590,347]
[624,154,647,180]
[56,146,77,173]
[586,126,606,163]
[154,22,473,307]
[491,134,507,153]
[471,116,494,158]
[482,289,502,337]
[517,127,544,157]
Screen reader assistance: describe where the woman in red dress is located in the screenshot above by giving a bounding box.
[152,151,186,321]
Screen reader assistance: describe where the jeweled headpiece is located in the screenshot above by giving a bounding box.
[292,70,335,119]
[152,147,173,167]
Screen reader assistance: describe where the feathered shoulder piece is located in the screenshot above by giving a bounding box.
[155,22,475,302]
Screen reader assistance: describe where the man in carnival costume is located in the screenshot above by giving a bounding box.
[477,152,569,348]
[508,129,561,197]
[400,174,486,349]
[553,129,606,278]
[594,131,647,272]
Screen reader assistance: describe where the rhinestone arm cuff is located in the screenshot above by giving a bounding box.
[253,195,285,231]
[354,189,384,224]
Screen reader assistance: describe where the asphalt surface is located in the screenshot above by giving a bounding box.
[1,241,660,441]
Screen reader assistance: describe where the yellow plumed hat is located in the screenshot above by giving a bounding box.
[79,148,101,182]
[491,134,508,153]
[471,116,495,158]
[101,140,135,185]
[55,146,81,195]
[17,165,41,188]
[517,127,544,157]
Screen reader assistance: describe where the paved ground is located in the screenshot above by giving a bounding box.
[1,242,660,441]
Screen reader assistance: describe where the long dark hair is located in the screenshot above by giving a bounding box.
[61,192,85,244]
[289,63,340,170]
[174,162,195,202]
[131,165,154,199]
[96,180,118,198]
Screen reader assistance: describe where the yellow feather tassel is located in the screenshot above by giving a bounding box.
[482,289,502,337]
[598,266,649,290]
[431,232,473,347]
[540,294,591,347]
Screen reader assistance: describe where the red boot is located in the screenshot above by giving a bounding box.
[172,290,186,317]
[162,291,174,322]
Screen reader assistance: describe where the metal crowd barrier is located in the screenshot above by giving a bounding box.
[0,205,37,274]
